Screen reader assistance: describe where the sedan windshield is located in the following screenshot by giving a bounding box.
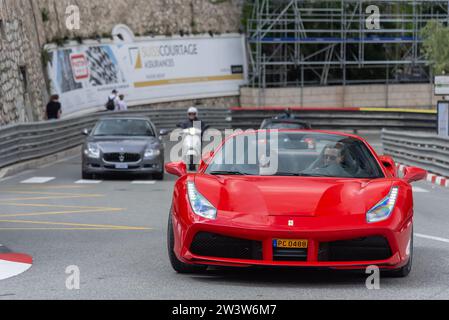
[206,132,384,179]
[263,122,308,130]
[92,119,155,137]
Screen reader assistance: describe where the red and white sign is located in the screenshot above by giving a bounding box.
[70,53,89,82]
[0,253,33,281]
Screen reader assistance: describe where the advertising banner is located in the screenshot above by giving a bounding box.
[435,76,449,96]
[438,101,449,137]
[46,34,248,116]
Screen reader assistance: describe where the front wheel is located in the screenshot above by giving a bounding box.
[167,214,207,274]
[82,171,94,180]
[188,155,197,172]
[153,172,165,181]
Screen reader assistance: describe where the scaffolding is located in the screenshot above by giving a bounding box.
[247,0,449,89]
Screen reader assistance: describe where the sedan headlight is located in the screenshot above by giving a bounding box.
[367,187,399,223]
[144,148,161,159]
[85,143,100,159]
[187,182,217,220]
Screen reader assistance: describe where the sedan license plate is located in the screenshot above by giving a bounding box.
[273,239,308,249]
[115,163,129,169]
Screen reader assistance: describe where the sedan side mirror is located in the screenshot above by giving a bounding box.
[165,162,187,177]
[379,155,397,177]
[82,129,90,136]
[403,167,427,184]
[159,129,170,136]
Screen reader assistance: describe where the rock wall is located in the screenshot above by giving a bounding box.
[0,0,48,125]
[37,0,243,41]
[0,0,243,126]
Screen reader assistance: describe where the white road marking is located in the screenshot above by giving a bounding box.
[416,233,449,244]
[413,186,429,193]
[75,180,103,184]
[21,177,55,184]
[131,181,157,185]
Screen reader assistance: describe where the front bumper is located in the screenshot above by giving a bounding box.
[83,155,164,175]
[173,210,413,270]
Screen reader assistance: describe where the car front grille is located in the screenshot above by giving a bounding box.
[190,232,263,261]
[103,153,141,163]
[273,248,308,262]
[318,236,392,262]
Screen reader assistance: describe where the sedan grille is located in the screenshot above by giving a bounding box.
[103,153,141,163]
[190,232,263,260]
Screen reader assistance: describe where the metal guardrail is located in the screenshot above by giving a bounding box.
[382,129,449,178]
[0,108,230,169]
[0,106,441,171]
[229,109,437,132]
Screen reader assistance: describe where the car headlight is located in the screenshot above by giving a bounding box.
[85,143,100,159]
[367,187,399,223]
[187,182,217,220]
[144,148,161,159]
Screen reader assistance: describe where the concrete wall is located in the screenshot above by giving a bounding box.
[241,84,439,109]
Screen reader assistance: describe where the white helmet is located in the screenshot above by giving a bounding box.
[187,107,198,115]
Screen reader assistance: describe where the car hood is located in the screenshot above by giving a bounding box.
[87,136,159,153]
[194,175,393,217]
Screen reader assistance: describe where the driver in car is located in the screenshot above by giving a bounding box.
[304,143,353,177]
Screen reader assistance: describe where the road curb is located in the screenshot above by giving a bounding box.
[0,146,81,180]
[0,252,33,281]
[397,164,449,189]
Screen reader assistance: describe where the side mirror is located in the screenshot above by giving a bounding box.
[82,129,90,136]
[403,167,427,184]
[159,129,170,136]
[379,155,397,177]
[165,162,187,178]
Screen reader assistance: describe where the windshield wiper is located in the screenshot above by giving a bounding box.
[273,172,302,176]
[209,170,247,176]
[274,172,334,177]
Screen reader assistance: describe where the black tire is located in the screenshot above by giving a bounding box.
[384,229,414,278]
[188,155,197,172]
[82,171,94,180]
[153,172,165,181]
[167,214,207,274]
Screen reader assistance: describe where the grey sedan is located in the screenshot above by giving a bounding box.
[81,117,168,180]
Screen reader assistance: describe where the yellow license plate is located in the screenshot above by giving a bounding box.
[274,239,309,249]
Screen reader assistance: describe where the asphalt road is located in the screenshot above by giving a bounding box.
[0,135,449,300]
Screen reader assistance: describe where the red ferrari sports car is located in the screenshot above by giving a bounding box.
[165,130,427,277]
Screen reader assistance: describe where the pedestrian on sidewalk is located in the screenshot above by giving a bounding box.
[116,94,128,112]
[45,94,62,120]
[106,90,119,111]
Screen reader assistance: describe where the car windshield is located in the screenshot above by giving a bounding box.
[206,132,384,179]
[264,122,308,130]
[92,119,155,137]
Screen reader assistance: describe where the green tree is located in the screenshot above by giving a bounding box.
[421,20,449,75]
